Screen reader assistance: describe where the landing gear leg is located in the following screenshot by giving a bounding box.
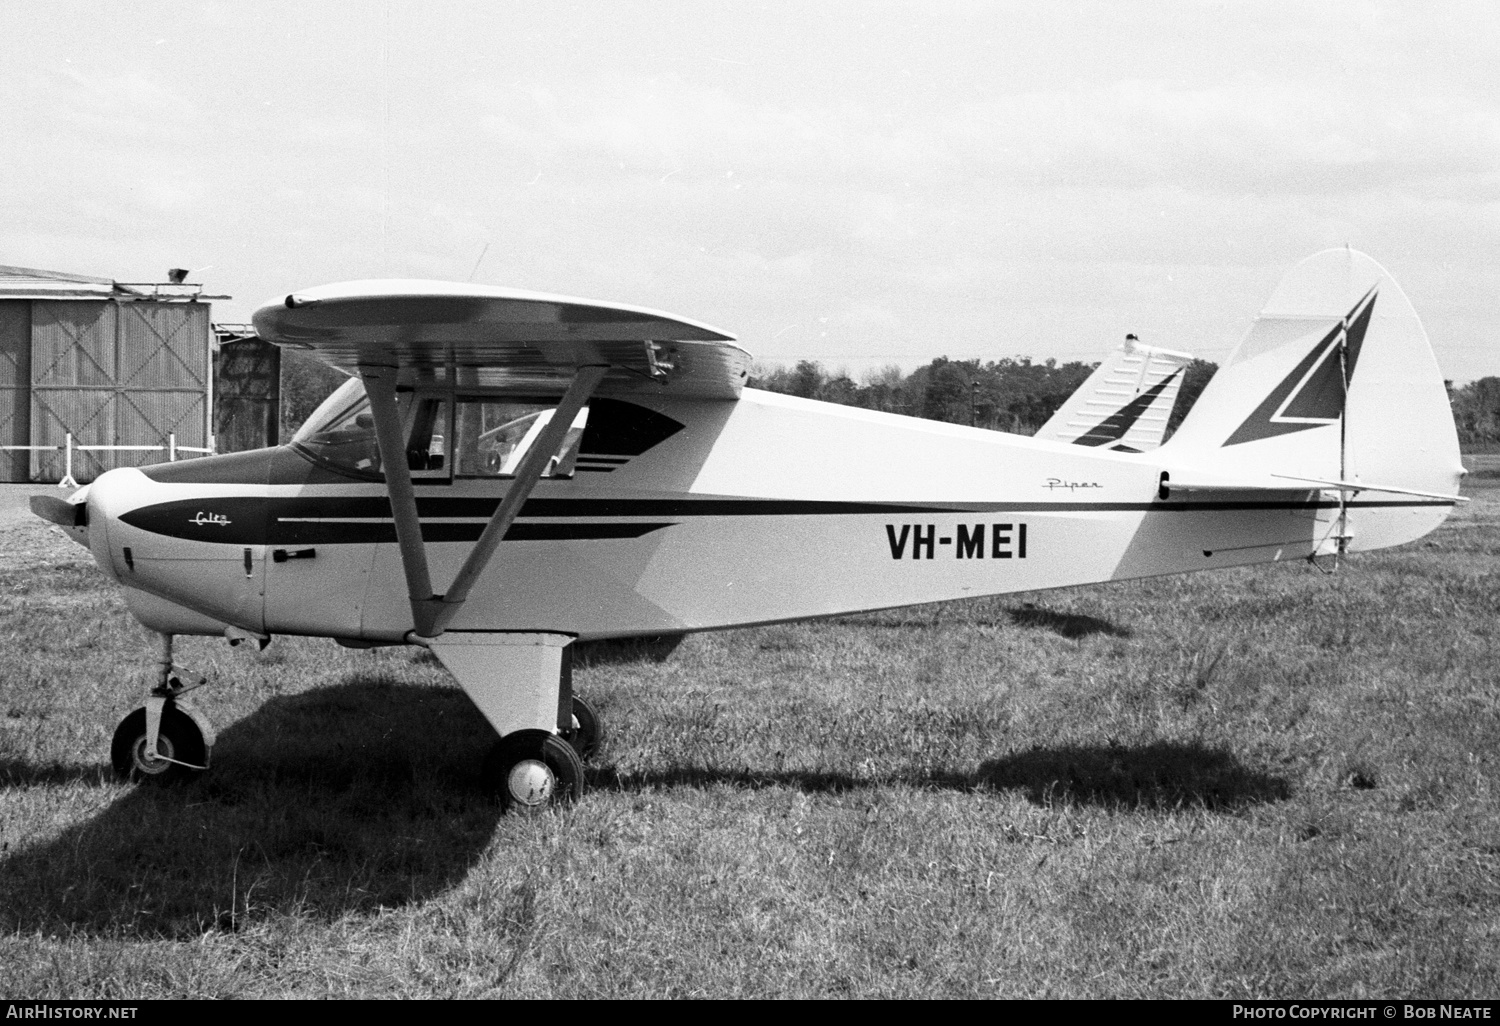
[110,633,217,785]
[428,632,588,812]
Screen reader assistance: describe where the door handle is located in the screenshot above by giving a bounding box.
[272,548,317,563]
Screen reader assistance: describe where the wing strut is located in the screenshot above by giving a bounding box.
[359,363,608,641]
[360,365,443,635]
[429,364,607,636]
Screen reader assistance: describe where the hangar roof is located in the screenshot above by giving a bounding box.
[0,266,225,303]
[0,265,145,300]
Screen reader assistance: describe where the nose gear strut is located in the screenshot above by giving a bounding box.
[111,632,217,783]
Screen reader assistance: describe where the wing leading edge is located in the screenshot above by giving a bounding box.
[252,280,752,399]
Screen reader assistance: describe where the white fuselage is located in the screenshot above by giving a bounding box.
[80,387,1448,643]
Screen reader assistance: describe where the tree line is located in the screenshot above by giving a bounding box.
[1447,378,1500,449]
[280,348,1500,448]
[750,356,1219,438]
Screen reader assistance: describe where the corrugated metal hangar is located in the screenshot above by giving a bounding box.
[0,265,270,483]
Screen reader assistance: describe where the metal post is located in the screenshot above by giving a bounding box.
[1337,314,1350,561]
[169,433,177,461]
[205,323,215,462]
[58,433,78,489]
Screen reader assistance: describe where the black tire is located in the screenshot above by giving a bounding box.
[482,729,585,813]
[110,705,206,785]
[564,694,602,761]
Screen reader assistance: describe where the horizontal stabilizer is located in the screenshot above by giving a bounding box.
[1036,336,1193,452]
[1268,474,1467,503]
[1157,468,1465,504]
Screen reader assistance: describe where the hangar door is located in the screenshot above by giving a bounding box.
[214,338,280,453]
[0,302,30,482]
[30,301,210,483]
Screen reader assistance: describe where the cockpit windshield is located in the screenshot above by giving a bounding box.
[291,377,383,475]
[290,378,587,480]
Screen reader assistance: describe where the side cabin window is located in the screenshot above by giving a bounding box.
[454,399,587,478]
[290,378,587,481]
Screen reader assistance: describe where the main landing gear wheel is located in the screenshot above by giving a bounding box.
[563,695,602,761]
[110,705,206,785]
[483,730,585,813]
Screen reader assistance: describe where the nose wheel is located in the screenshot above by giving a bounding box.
[110,704,208,784]
[109,633,217,786]
[482,730,585,813]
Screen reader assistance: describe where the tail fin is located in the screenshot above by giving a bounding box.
[1162,248,1462,551]
[1035,336,1193,452]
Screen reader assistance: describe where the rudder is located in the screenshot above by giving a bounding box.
[1162,249,1462,551]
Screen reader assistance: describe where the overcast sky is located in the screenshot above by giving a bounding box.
[3,1,1496,380]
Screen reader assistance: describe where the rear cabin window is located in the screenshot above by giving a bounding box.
[453,399,587,478]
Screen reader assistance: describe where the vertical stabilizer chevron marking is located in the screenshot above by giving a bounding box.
[1222,288,1376,447]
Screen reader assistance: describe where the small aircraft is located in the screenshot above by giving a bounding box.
[31,248,1465,812]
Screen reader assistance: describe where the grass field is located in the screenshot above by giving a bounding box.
[1,473,1497,999]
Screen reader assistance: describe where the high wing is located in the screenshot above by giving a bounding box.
[251,280,752,399]
[252,280,752,641]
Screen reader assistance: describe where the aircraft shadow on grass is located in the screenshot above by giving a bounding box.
[0,680,503,939]
[0,681,1286,939]
[1002,605,1130,640]
[973,741,1291,809]
[594,740,1289,811]
[841,603,1131,640]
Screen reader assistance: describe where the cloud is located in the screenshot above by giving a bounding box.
[935,73,1500,195]
[1,2,1495,380]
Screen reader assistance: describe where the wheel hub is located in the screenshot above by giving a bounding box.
[131,735,174,775]
[507,758,555,806]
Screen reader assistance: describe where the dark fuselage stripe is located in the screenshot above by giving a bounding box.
[282,521,673,544]
[116,494,1455,545]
